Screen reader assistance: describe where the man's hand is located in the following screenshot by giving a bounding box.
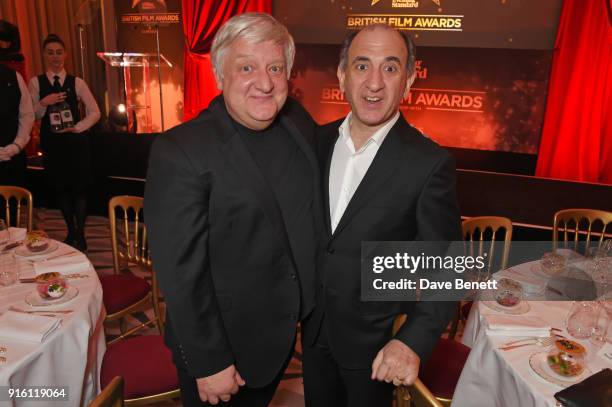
[40,92,66,107]
[371,339,420,386]
[57,127,76,133]
[0,147,11,161]
[196,364,246,405]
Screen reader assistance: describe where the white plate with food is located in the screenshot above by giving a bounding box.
[25,286,79,307]
[481,299,530,315]
[15,240,59,258]
[529,351,588,387]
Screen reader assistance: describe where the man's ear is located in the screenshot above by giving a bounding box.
[403,72,416,99]
[214,69,223,91]
[337,66,345,93]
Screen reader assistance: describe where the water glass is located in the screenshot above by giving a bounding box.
[0,252,17,286]
[0,220,9,245]
[540,251,566,276]
[590,302,611,346]
[566,301,598,339]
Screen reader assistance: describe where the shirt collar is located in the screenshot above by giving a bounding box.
[46,69,66,82]
[338,111,401,153]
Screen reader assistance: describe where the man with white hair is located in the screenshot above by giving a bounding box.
[146,13,321,406]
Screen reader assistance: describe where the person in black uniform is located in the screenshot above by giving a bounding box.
[0,51,33,187]
[28,34,100,250]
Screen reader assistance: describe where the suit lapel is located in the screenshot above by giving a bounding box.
[331,117,406,238]
[211,97,293,258]
[281,116,325,236]
[323,127,339,237]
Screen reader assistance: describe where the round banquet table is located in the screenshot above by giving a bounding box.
[0,240,106,407]
[452,258,610,407]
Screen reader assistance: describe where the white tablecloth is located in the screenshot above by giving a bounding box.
[453,261,610,407]
[0,242,105,407]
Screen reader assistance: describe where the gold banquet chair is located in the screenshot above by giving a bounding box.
[448,216,513,339]
[102,196,162,341]
[0,185,33,231]
[394,316,469,407]
[552,209,612,254]
[89,376,124,407]
[100,289,180,405]
[462,216,513,272]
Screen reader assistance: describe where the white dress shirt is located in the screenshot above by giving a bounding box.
[329,112,400,233]
[28,69,100,133]
[0,72,33,161]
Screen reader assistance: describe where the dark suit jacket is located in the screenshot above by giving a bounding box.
[145,96,321,387]
[302,114,461,369]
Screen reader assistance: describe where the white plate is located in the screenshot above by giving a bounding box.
[481,300,530,315]
[25,286,79,307]
[15,241,59,258]
[529,351,587,387]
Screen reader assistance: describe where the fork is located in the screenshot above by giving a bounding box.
[502,332,566,347]
[27,251,80,263]
[499,336,555,351]
[9,306,73,314]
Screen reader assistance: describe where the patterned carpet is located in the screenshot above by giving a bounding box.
[35,208,305,406]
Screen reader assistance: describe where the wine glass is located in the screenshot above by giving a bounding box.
[0,220,9,245]
[566,301,597,339]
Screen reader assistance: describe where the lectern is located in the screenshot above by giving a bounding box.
[97,52,172,133]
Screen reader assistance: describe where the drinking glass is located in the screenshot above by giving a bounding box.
[590,302,611,346]
[540,251,566,276]
[0,220,9,245]
[566,301,598,339]
[0,252,17,286]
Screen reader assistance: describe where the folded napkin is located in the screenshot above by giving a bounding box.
[34,254,90,276]
[8,227,27,242]
[484,314,550,337]
[0,310,61,342]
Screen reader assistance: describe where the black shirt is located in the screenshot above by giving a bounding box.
[233,116,315,317]
[234,119,297,199]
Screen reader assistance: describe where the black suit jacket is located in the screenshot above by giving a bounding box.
[302,114,461,369]
[145,96,321,387]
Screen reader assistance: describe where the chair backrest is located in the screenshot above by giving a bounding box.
[393,315,445,407]
[107,195,164,343]
[89,376,124,407]
[462,216,513,272]
[552,209,612,254]
[0,185,33,231]
[108,196,150,274]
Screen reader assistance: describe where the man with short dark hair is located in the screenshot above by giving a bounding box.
[301,24,461,406]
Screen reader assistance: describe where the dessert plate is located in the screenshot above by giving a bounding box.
[529,351,587,387]
[25,286,79,307]
[15,241,59,258]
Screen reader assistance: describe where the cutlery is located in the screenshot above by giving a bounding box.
[9,306,73,314]
[19,273,90,283]
[1,241,22,251]
[499,336,555,351]
[27,251,80,263]
[502,333,566,347]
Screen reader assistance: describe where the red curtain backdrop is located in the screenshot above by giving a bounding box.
[182,0,272,121]
[535,0,612,184]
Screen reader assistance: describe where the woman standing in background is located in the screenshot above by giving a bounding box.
[28,34,100,251]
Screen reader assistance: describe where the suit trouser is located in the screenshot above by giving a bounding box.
[302,315,394,407]
[177,335,295,407]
